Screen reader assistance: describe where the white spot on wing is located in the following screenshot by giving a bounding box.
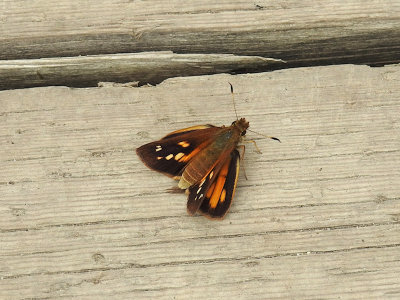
[165,154,173,160]
[178,141,190,148]
[175,152,185,160]
[155,145,162,152]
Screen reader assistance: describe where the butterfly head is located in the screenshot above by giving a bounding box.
[232,118,249,136]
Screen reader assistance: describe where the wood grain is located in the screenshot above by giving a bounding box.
[0,52,283,90]
[1,0,399,66]
[1,64,400,299]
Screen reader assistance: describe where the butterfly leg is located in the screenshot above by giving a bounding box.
[243,139,262,154]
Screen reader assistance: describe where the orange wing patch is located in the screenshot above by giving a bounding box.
[178,146,201,163]
[205,182,216,199]
[197,150,240,219]
[209,156,231,208]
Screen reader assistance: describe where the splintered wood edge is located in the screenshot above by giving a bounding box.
[0,52,284,90]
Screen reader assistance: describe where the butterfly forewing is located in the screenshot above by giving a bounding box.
[186,153,228,215]
[195,150,240,219]
[162,125,215,139]
[136,125,222,178]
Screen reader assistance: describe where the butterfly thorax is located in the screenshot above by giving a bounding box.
[178,118,249,189]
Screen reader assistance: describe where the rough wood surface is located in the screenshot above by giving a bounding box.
[1,64,400,299]
[0,51,283,90]
[1,0,400,66]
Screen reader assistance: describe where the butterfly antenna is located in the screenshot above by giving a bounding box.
[228,83,280,143]
[247,129,281,143]
[228,82,239,120]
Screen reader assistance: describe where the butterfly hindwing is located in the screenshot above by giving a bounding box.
[136,125,222,178]
[200,149,240,218]
[187,149,240,218]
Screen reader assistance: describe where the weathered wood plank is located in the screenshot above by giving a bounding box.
[0,52,283,90]
[1,0,399,66]
[1,64,400,299]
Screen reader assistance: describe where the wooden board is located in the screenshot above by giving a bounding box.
[1,64,400,299]
[1,0,400,66]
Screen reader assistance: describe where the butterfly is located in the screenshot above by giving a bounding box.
[136,85,279,219]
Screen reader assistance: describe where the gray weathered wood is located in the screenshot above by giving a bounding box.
[0,52,283,90]
[1,64,400,299]
[1,0,399,66]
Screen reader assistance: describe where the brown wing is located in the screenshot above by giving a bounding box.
[136,125,221,178]
[187,150,240,219]
[161,125,215,139]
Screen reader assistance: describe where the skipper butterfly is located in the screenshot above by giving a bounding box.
[136,84,279,219]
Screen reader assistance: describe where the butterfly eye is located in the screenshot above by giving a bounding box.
[241,130,246,136]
